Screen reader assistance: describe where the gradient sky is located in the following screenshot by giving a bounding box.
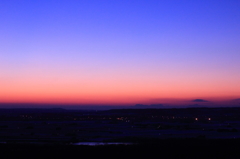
[0,0,240,106]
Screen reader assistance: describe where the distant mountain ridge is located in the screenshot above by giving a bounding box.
[134,104,164,109]
[192,99,209,102]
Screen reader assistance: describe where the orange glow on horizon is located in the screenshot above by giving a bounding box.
[0,65,239,106]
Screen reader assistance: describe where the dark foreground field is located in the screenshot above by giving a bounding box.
[1,107,240,158]
[1,139,240,159]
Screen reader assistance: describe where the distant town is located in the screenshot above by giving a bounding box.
[0,107,240,144]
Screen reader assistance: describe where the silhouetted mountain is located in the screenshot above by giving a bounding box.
[134,104,164,109]
[192,99,209,102]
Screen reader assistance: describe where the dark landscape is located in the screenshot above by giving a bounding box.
[1,107,240,158]
[1,0,240,158]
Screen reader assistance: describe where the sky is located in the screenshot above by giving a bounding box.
[0,0,240,106]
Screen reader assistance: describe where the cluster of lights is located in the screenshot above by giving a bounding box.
[195,117,211,121]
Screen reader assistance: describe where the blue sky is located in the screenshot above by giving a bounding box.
[0,0,240,105]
